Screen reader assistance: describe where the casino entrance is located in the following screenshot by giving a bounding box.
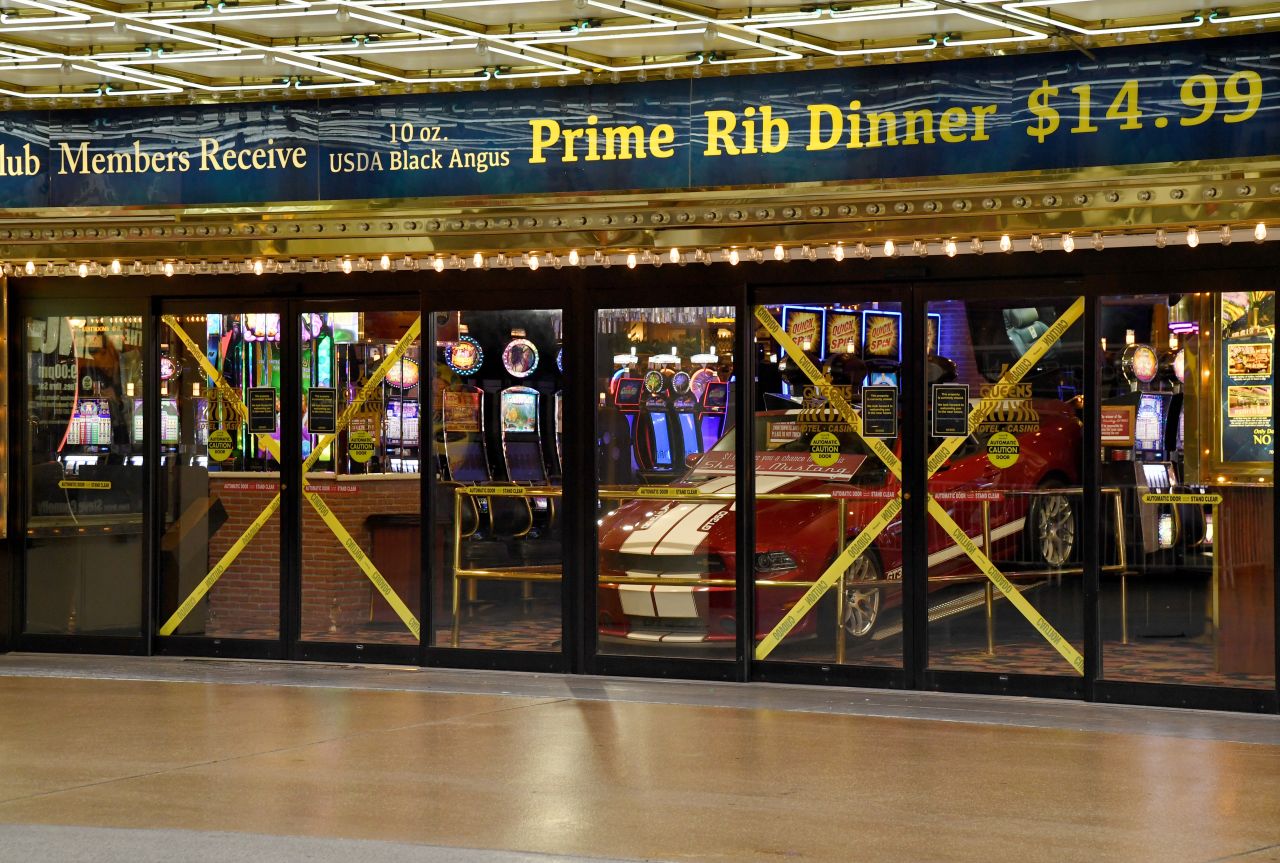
[149,297,424,662]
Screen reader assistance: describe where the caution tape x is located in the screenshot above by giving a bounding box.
[752,300,1085,675]
[157,315,423,640]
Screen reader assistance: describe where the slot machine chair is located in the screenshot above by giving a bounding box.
[1003,308,1050,356]
[497,386,558,553]
[437,394,534,548]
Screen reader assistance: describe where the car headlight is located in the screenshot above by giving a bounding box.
[755,551,798,573]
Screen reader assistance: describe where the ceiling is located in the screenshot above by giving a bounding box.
[0,0,1275,105]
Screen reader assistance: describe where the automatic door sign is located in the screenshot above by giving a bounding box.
[1142,492,1223,505]
[932,384,970,437]
[348,430,376,463]
[207,429,235,462]
[862,386,898,438]
[810,431,841,467]
[247,387,277,434]
[986,431,1020,469]
[308,387,338,434]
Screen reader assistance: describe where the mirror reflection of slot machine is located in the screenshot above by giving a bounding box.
[670,371,701,461]
[699,381,730,452]
[635,369,676,480]
[63,399,111,470]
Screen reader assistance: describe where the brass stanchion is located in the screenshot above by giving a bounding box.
[451,488,464,648]
[982,500,994,655]
[835,501,847,665]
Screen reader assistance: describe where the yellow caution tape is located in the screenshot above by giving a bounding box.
[927,496,1084,675]
[754,306,902,480]
[637,486,702,498]
[754,496,901,660]
[306,491,420,640]
[1142,493,1222,505]
[464,485,531,496]
[303,316,422,473]
[158,493,281,636]
[753,298,1087,670]
[58,480,111,490]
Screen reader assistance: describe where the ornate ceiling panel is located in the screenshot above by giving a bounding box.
[0,0,1271,104]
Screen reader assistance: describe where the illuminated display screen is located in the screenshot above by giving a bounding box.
[384,358,420,389]
[501,391,538,433]
[502,338,539,378]
[615,379,643,406]
[703,382,729,408]
[650,412,673,466]
[862,312,901,359]
[1135,393,1167,451]
[447,336,483,376]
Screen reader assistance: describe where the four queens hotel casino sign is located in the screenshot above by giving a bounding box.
[0,35,1275,210]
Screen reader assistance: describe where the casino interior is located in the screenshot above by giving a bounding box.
[0,1,1277,714]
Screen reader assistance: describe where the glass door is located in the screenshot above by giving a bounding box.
[748,295,906,679]
[920,289,1087,685]
[296,304,422,658]
[156,305,285,653]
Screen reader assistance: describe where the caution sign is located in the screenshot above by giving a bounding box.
[810,431,840,466]
[987,431,1020,468]
[348,430,375,463]
[308,387,338,434]
[247,387,277,434]
[862,386,898,438]
[1142,493,1223,505]
[207,429,235,462]
[58,480,111,490]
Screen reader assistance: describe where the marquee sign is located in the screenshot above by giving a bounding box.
[0,35,1274,211]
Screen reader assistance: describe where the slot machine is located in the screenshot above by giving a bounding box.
[551,346,564,477]
[670,371,701,461]
[383,353,421,473]
[699,381,730,452]
[499,387,547,484]
[635,369,677,480]
[63,397,113,471]
[1121,337,1179,555]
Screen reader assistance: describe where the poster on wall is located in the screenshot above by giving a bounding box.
[1221,337,1274,463]
[783,308,824,355]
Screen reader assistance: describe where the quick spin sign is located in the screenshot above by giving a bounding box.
[0,35,1274,209]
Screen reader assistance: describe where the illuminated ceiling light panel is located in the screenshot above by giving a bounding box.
[0,0,1270,103]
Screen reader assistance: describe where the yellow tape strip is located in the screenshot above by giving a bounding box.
[302,316,422,474]
[753,306,902,479]
[158,493,281,636]
[754,496,901,660]
[306,491,421,640]
[752,299,1087,668]
[161,315,282,464]
[927,497,1084,674]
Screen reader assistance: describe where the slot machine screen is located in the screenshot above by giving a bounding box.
[69,399,113,446]
[1135,393,1167,453]
[384,401,421,444]
[162,399,180,445]
[703,382,729,409]
[501,391,538,433]
[615,378,643,407]
[865,371,898,388]
[506,441,545,482]
[649,412,673,467]
[449,439,488,482]
[862,312,902,360]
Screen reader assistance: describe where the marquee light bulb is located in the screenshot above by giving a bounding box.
[944,238,958,257]
[253,259,264,275]
[627,252,637,269]
[883,239,897,257]
[341,258,353,274]
[1186,226,1200,248]
[1254,222,1267,242]
[568,249,579,267]
[669,247,680,264]
[78,262,88,278]
[379,254,391,270]
[999,234,1013,253]
[831,242,845,262]
[1061,233,1075,253]
[433,256,445,273]
[473,252,485,268]
[529,253,540,271]
[110,259,122,274]
[773,244,785,261]
[164,261,175,277]
[727,248,739,265]
[24,260,34,275]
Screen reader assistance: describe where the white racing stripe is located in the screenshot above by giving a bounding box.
[619,476,737,555]
[650,474,795,557]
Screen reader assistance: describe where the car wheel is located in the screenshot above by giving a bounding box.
[841,551,882,640]
[1029,480,1076,568]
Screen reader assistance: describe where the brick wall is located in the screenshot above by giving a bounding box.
[207,476,419,637]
